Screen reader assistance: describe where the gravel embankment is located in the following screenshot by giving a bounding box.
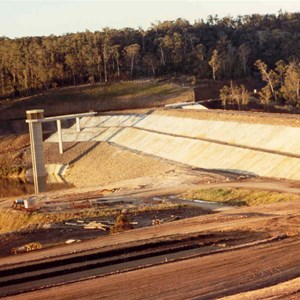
[63,142,180,187]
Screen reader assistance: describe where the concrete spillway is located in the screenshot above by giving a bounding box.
[46,113,300,180]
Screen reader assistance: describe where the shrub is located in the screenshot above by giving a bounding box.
[110,213,133,234]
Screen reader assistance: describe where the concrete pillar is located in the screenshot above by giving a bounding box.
[56,120,63,154]
[26,110,46,194]
[76,117,81,132]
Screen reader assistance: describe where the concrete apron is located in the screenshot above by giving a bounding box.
[26,164,68,183]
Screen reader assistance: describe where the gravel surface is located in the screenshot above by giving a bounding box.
[23,141,98,166]
[156,108,300,127]
[64,142,182,188]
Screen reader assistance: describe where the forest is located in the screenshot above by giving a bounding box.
[0,11,299,107]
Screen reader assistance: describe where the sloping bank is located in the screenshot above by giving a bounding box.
[46,112,300,180]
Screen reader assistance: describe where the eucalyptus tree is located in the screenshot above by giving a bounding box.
[219,85,230,109]
[1,11,300,101]
[209,49,221,80]
[281,60,300,108]
[238,43,251,76]
[255,59,279,101]
[124,44,141,78]
[192,43,209,77]
[142,53,159,76]
[156,37,166,67]
[258,86,272,111]
[275,60,287,86]
[219,82,250,110]
[111,44,121,78]
[101,28,113,83]
[172,32,184,65]
[213,35,237,79]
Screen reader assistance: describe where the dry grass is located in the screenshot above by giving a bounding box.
[182,187,300,206]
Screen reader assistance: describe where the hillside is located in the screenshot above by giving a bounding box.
[0,80,193,177]
[1,12,299,102]
[0,79,193,133]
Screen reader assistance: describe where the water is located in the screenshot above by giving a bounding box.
[0,176,73,198]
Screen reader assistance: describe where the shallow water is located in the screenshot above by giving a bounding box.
[0,176,73,198]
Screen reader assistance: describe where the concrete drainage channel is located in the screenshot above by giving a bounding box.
[0,230,275,297]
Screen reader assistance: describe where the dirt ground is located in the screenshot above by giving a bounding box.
[12,238,297,300]
[2,199,299,300]
[0,177,299,299]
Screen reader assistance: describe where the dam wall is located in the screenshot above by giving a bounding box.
[46,113,300,180]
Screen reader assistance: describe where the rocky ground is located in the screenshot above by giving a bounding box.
[63,142,185,188]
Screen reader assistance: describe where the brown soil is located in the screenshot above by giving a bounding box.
[0,134,30,177]
[220,277,300,299]
[2,200,299,300]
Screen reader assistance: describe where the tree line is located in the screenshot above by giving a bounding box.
[0,11,300,100]
[220,59,300,110]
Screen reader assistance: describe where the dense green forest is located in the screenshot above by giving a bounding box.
[0,11,299,104]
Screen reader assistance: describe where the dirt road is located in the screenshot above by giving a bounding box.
[6,237,298,300]
[1,199,299,299]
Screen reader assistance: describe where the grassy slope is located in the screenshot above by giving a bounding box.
[182,187,300,206]
[0,80,194,120]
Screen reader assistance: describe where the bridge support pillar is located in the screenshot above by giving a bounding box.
[26,110,46,194]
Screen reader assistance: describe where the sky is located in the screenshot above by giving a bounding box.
[0,0,300,38]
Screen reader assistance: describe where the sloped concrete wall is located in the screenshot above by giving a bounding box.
[108,127,300,179]
[77,114,300,155]
[46,113,300,180]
